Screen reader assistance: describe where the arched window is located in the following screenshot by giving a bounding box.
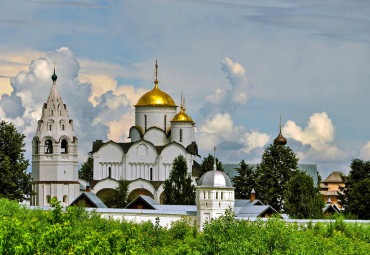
[221,192,224,199]
[45,140,53,154]
[216,192,218,199]
[62,124,65,130]
[164,115,167,131]
[34,139,39,154]
[48,120,54,131]
[108,167,112,178]
[180,129,183,142]
[46,195,51,204]
[63,195,68,203]
[50,109,54,116]
[61,139,68,154]
[144,115,147,131]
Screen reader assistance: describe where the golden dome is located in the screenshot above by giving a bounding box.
[171,107,195,123]
[135,59,177,107]
[135,83,177,107]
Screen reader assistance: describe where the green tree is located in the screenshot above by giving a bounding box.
[232,160,257,199]
[339,159,370,219]
[284,170,324,219]
[78,153,93,181]
[255,143,298,212]
[163,155,195,205]
[197,154,224,181]
[0,120,32,202]
[105,179,130,208]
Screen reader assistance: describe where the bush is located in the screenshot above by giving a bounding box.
[0,198,369,254]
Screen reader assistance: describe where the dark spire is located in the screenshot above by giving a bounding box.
[274,115,287,146]
[51,62,57,84]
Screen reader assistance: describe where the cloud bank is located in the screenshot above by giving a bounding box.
[0,47,141,162]
[197,57,270,158]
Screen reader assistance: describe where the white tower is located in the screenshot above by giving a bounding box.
[196,148,235,230]
[31,66,80,206]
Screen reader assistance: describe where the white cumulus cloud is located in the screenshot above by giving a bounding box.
[0,47,143,163]
[283,112,335,151]
[282,112,350,164]
[200,57,251,118]
[197,57,270,160]
[360,141,370,160]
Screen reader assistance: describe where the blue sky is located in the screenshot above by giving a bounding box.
[1,0,370,178]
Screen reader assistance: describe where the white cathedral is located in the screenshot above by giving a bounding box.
[31,61,200,206]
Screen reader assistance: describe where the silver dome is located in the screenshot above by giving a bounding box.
[197,170,233,188]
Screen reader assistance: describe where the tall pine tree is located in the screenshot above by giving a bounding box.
[284,170,324,219]
[163,155,195,205]
[232,160,257,199]
[255,143,298,212]
[79,153,93,181]
[339,159,370,219]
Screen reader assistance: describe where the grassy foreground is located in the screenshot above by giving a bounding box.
[0,199,369,254]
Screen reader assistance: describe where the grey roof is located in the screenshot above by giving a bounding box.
[72,192,107,208]
[323,204,340,213]
[197,170,233,188]
[125,195,197,215]
[125,195,275,218]
[234,199,276,217]
[126,195,197,212]
[237,205,276,218]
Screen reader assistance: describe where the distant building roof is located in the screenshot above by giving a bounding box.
[224,163,319,186]
[320,190,343,196]
[71,192,107,208]
[322,171,345,183]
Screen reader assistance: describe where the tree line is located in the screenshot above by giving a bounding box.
[0,120,369,219]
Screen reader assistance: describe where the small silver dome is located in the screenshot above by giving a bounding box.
[197,170,233,188]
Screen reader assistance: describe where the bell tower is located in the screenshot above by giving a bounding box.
[31,65,80,206]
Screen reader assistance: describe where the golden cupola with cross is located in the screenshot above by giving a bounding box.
[135,60,177,107]
[131,60,179,144]
[170,95,196,147]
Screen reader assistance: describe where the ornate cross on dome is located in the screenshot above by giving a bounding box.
[180,92,186,112]
[280,114,282,130]
[213,146,217,171]
[154,59,159,87]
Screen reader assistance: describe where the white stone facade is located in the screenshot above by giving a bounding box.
[91,72,198,203]
[31,73,80,206]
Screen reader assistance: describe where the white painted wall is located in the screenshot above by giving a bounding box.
[135,106,177,133]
